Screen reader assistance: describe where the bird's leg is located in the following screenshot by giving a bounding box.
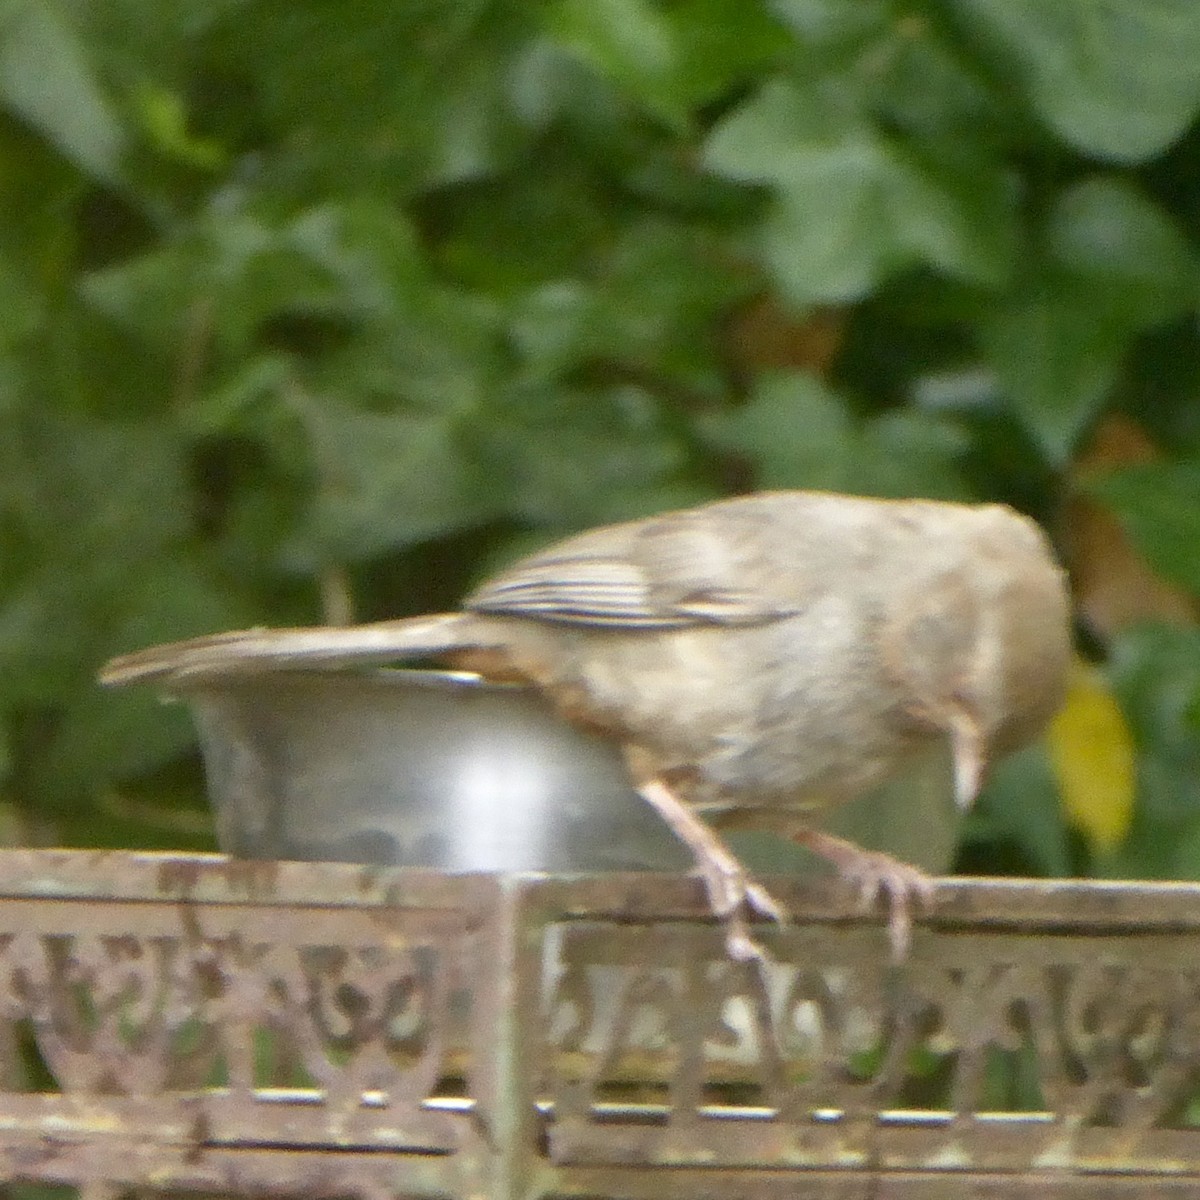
[637,777,784,961]
[792,830,936,960]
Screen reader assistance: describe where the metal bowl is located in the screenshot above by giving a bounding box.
[178,668,961,876]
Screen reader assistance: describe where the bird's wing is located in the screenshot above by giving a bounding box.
[466,503,806,628]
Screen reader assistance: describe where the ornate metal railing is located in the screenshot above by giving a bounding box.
[0,849,1197,1198]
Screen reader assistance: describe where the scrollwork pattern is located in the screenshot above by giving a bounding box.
[542,923,1200,1171]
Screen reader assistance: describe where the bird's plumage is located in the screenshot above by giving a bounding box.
[100,491,1072,958]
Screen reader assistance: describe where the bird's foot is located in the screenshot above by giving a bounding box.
[637,778,784,962]
[795,831,936,960]
[698,844,784,922]
[692,838,785,961]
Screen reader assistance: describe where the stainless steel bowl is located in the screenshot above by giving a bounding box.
[179,668,961,876]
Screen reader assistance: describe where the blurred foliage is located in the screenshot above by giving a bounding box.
[0,0,1198,884]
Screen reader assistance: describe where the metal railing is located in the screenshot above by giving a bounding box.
[0,849,1196,1198]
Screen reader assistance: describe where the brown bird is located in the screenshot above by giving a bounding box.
[100,491,1071,960]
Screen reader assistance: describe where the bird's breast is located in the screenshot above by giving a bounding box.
[506,611,927,811]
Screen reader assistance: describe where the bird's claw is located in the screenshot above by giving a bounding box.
[745,880,786,924]
[694,848,785,962]
[843,851,935,960]
[794,830,935,961]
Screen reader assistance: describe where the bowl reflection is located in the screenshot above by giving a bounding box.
[179,668,960,877]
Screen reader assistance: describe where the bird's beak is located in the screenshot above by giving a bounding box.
[950,714,986,811]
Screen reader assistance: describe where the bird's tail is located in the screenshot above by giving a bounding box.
[99,614,485,688]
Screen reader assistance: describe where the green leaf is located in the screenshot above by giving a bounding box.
[1108,624,1200,826]
[1046,177,1197,325]
[956,0,1200,162]
[545,0,686,127]
[972,743,1073,877]
[759,135,895,303]
[436,162,614,292]
[668,0,787,105]
[0,413,188,566]
[0,414,192,705]
[48,556,259,794]
[703,78,853,183]
[0,574,96,702]
[0,243,44,351]
[699,372,856,489]
[1084,461,1200,594]
[184,355,293,436]
[508,219,745,393]
[979,178,1194,461]
[507,281,594,372]
[206,0,518,191]
[82,243,205,348]
[85,202,431,361]
[700,372,969,497]
[887,145,1016,289]
[423,54,518,188]
[704,81,1017,302]
[133,82,226,170]
[979,287,1127,462]
[484,383,704,528]
[855,410,969,500]
[875,22,1004,142]
[768,0,890,46]
[0,0,124,180]
[290,399,496,565]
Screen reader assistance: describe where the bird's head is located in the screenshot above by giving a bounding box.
[883,503,1072,811]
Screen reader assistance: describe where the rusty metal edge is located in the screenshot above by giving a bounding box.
[0,850,1197,932]
[0,1138,464,1197]
[0,849,497,911]
[524,871,1200,932]
[544,1167,1200,1199]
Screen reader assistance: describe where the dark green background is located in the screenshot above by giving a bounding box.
[1,0,1198,882]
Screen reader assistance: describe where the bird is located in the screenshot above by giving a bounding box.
[100,490,1072,961]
